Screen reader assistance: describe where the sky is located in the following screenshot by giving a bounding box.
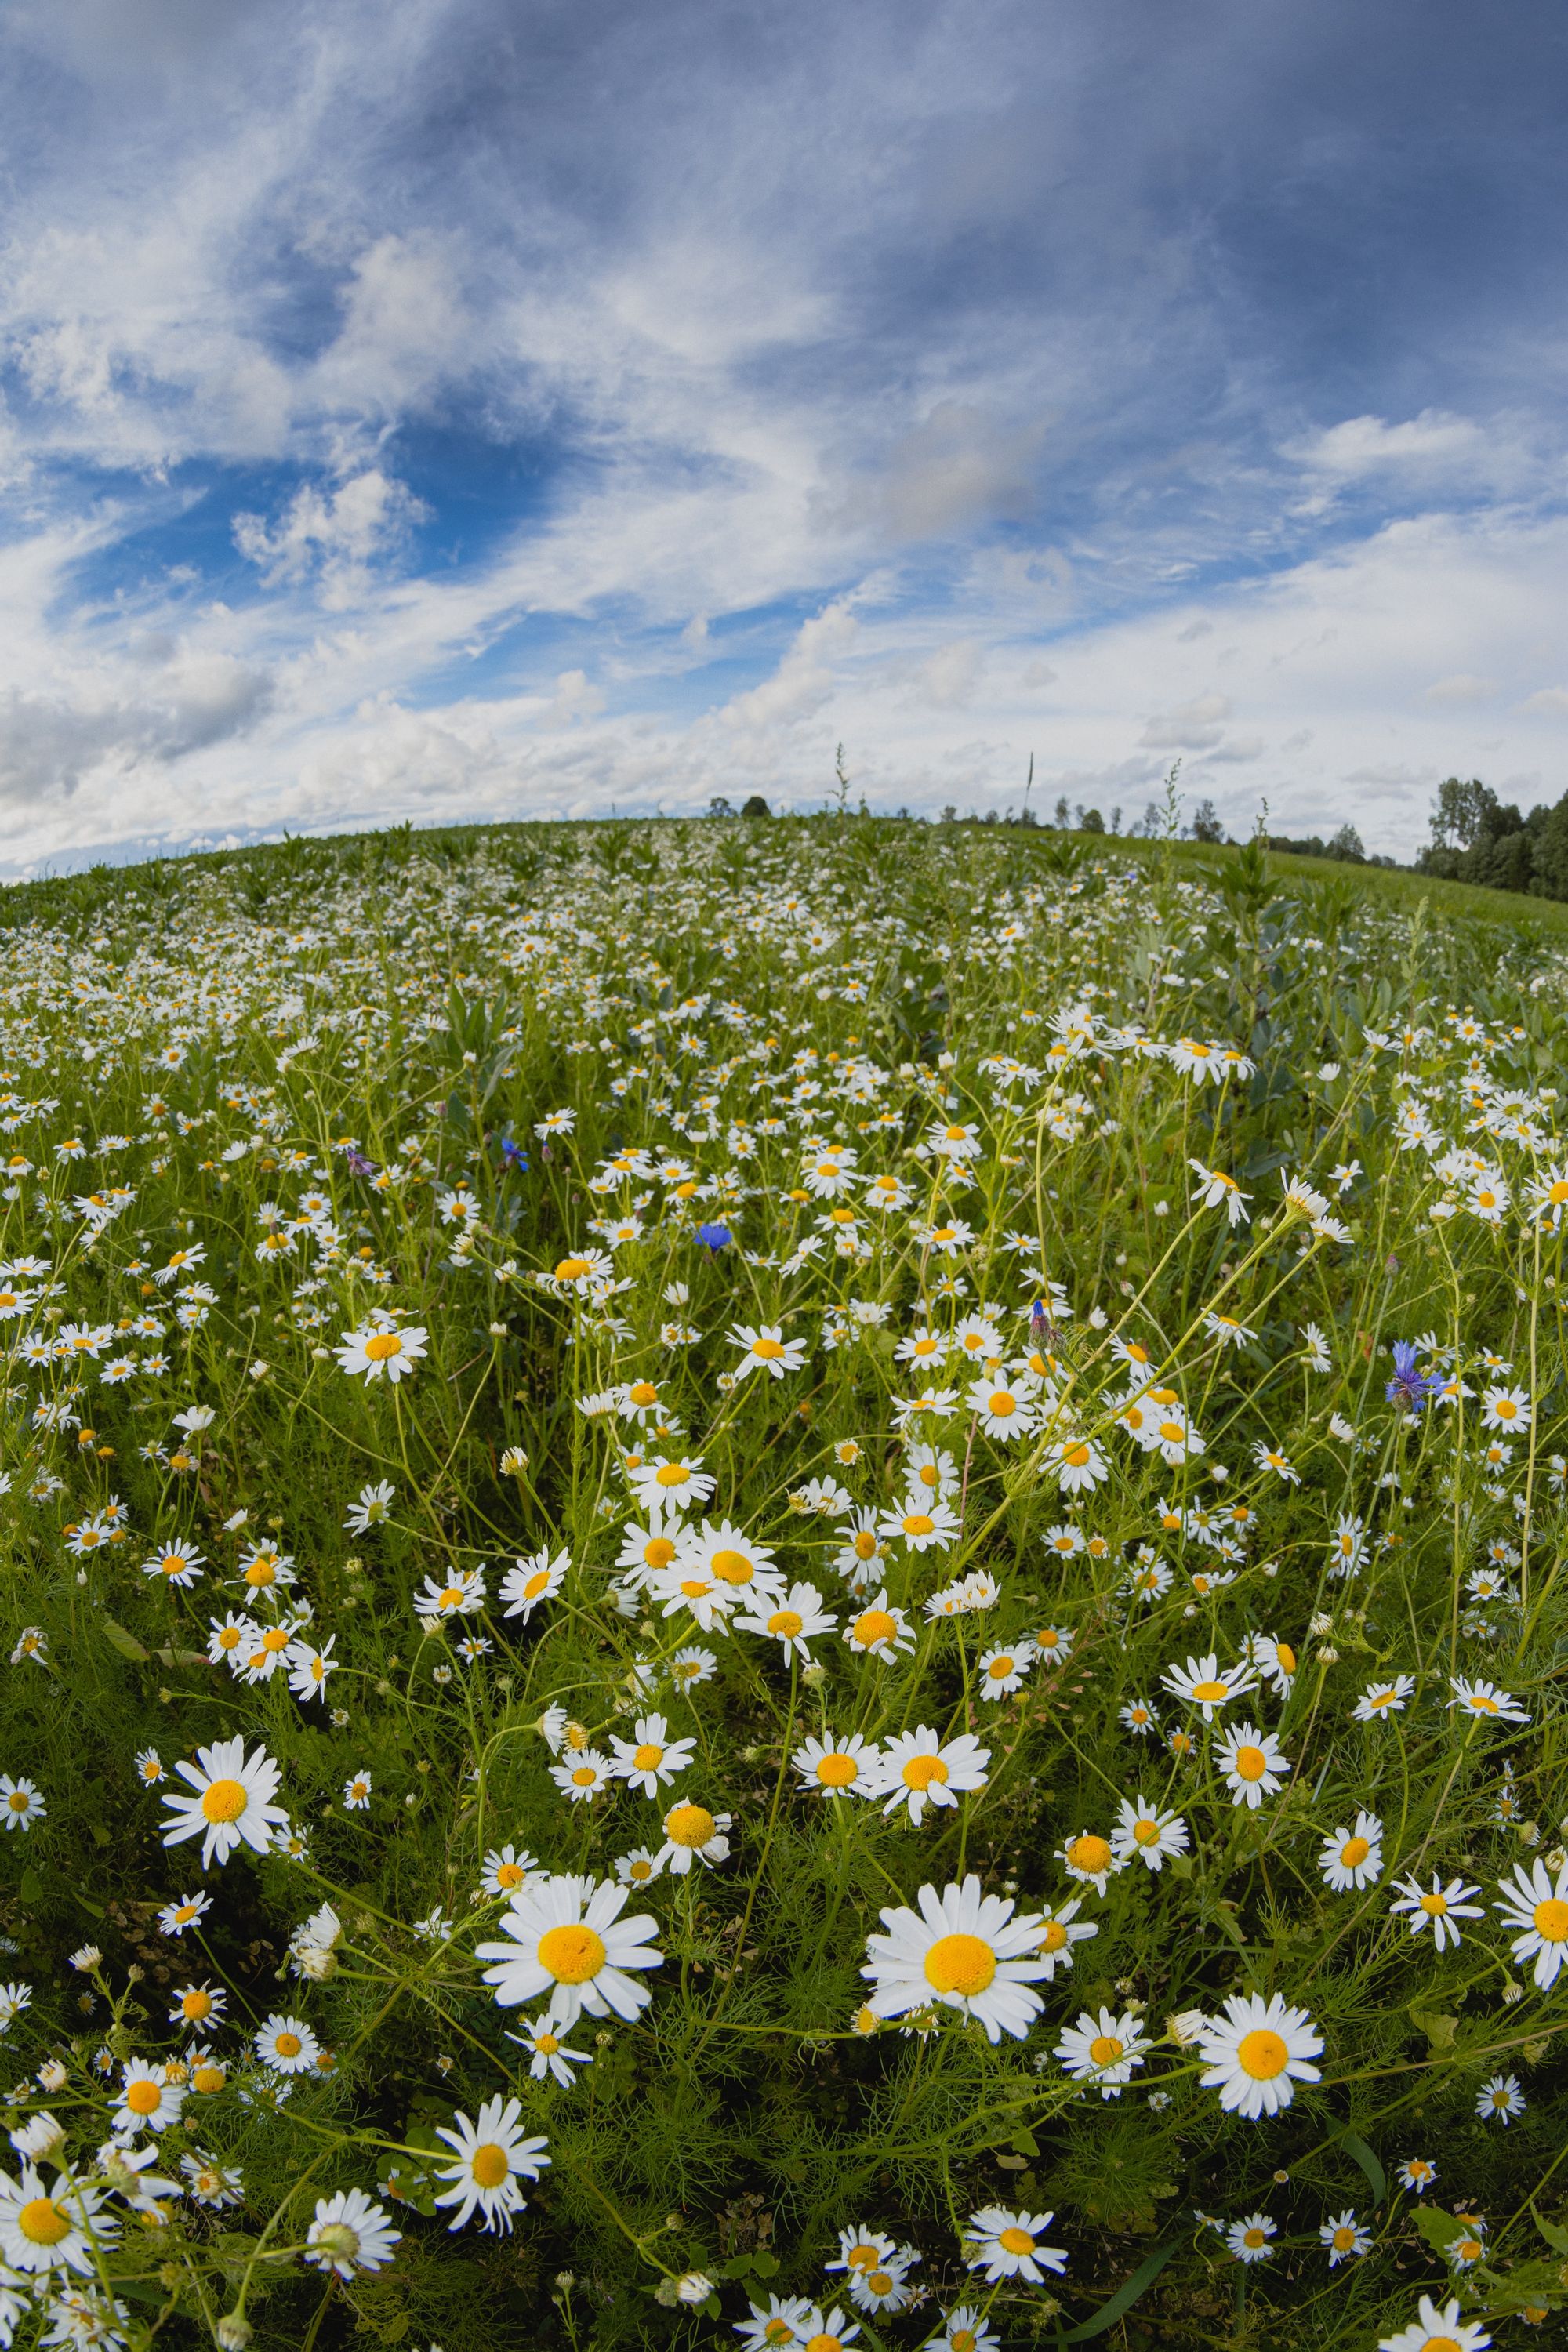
[2,0,1567,872]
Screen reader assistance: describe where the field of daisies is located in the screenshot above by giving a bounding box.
[0,814,1565,2352]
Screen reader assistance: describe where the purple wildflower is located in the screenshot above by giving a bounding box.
[1385,1339,1438,1414]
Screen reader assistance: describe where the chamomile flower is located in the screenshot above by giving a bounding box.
[1321,2209,1371,2266]
[1031,1897,1097,1980]
[1053,2006,1151,2096]
[0,1779,44,1833]
[500,1548,568,1620]
[1110,1795,1189,1871]
[1214,1722,1289,1809]
[964,2206,1067,2282]
[0,2165,115,2274]
[157,1893,209,1937]
[844,1592,914,1660]
[1389,1873,1483,1951]
[551,1751,612,1803]
[608,1715,694,1796]
[159,1737,285,1867]
[728,1323,807,1379]
[1353,1675,1415,1722]
[1195,1992,1322,2118]
[508,2016,592,2087]
[862,1875,1049,2041]
[1377,2296,1491,2352]
[1055,1831,1121,1894]
[1493,1857,1568,1987]
[929,2307,999,2352]
[476,1874,662,2026]
[657,1801,732,1875]
[1446,1676,1530,1726]
[111,2062,186,2136]
[481,1846,541,1898]
[1319,1813,1384,1892]
[872,1729,990,1826]
[793,1731,878,1797]
[736,1582,837,1660]
[1475,2073,1525,2124]
[1160,1653,1257,1720]
[304,2187,401,2277]
[335,1319,428,1384]
[254,2015,321,2074]
[975,1642,1035,1697]
[627,1453,717,1516]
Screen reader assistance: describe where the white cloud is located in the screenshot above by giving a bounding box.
[1139,691,1232,750]
[233,468,430,604]
[1425,672,1497,704]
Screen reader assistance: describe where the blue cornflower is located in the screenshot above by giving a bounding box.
[695,1221,732,1252]
[498,1134,529,1172]
[1385,1339,1438,1414]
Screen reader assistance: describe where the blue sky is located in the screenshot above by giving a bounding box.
[2,0,1567,870]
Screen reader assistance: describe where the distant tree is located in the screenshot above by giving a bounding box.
[1077,806,1105,834]
[1419,775,1537,891]
[1109,805,1122,834]
[739,795,771,818]
[708,795,735,818]
[940,804,958,823]
[1053,796,1070,829]
[1324,823,1367,863]
[1428,776,1498,851]
[1189,798,1225,844]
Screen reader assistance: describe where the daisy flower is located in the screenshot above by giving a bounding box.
[0,2165,116,2274]
[964,1372,1039,1438]
[0,1778,44,1833]
[1214,1722,1289,1809]
[343,1769,372,1810]
[1119,1698,1160,1737]
[964,2206,1067,2283]
[930,2307,999,2352]
[551,1751,612,1803]
[1475,2073,1526,2125]
[728,1322,808,1379]
[1319,1812,1384,1892]
[656,1801,732,1875]
[305,2187,401,2278]
[1248,1634,1298,1698]
[615,1521,682,1588]
[1033,1897,1097,1978]
[616,1846,663,1889]
[482,1846,542,1897]
[608,1715,695,1796]
[1055,1831,1121,1895]
[826,2226,898,2279]
[1377,2296,1490,2352]
[1109,1795,1189,1872]
[735,2295,815,2349]
[1322,2209,1371,2266]
[1160,1653,1257,1720]
[508,2016,592,2087]
[255,2014,321,2074]
[1480,1384,1530,1432]
[1353,1675,1414,1722]
[626,1453,717,1517]
[343,1480,396,1532]
[159,1737,285,1867]
[141,1539,204,1588]
[476,1874,662,2026]
[1252,1442,1300,1483]
[862,1875,1049,2042]
[736,1581,837,1660]
[1032,1624,1073,1668]
[158,1893,209,1937]
[1053,2006,1151,2097]
[416,1566,487,1623]
[500,1548,568,1620]
[1195,1991,1323,2117]
[649,1559,736,1632]
[1446,1676,1530,1726]
[682,1519,784,1601]
[843,1592,914,1661]
[1493,1857,1568,1987]
[793,1731,878,1798]
[1396,2158,1437,2195]
[335,1319,428,1383]
[872,1729,990,1826]
[1048,1434,1107,1493]
[877,1497,961,1552]
[111,2061,186,2135]
[1389,1872,1483,1951]
[787,2308,859,2352]
[1227,2212,1276,2263]
[433,2095,551,2235]
[975,1641,1035,1698]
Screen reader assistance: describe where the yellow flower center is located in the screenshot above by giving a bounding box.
[470,2143,510,2188]
[752,1336,786,1359]
[201,1777,249,1823]
[710,1548,755,1584]
[1040,1920,1068,1952]
[1534,1896,1568,1940]
[363,1332,403,1361]
[987,1657,1015,1679]
[1233,1745,1268,1781]
[274,2031,303,2059]
[538,1923,607,1984]
[245,1559,276,1584]
[923,1931,997,1996]
[554,1257,591,1280]
[1089,2034,1124,2067]
[642,1536,677,1569]
[1236,2027,1288,2079]
[495,1863,526,1889]
[768,1609,804,1638]
[522,1570,550,1599]
[126,2078,162,2114]
[633,1744,664,1771]
[804,2336,843,2352]
[1420,1891,1448,1915]
[987,1392,1017,1416]
[1341,1836,1371,1867]
[1067,1834,1111,1874]
[854,1530,878,1558]
[571,1766,598,1787]
[902,1514,935,1537]
[1276,1644,1296,1674]
[666,1803,716,1849]
[183,1990,213,2020]
[655,1464,691,1488]
[998,2225,1036,2255]
[628,1381,659,1406]
[17,2197,69,2245]
[1132,1818,1160,1846]
[816,1753,858,1788]
[902,1754,949,1791]
[855,1609,897,1647]
[1063,1442,1091,1467]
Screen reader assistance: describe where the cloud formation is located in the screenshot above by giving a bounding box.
[0,0,1565,868]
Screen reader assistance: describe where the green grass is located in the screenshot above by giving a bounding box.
[0,813,1563,2351]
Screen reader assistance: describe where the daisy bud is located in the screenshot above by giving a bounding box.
[1167,2009,1207,2046]
[215,2318,252,2350]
